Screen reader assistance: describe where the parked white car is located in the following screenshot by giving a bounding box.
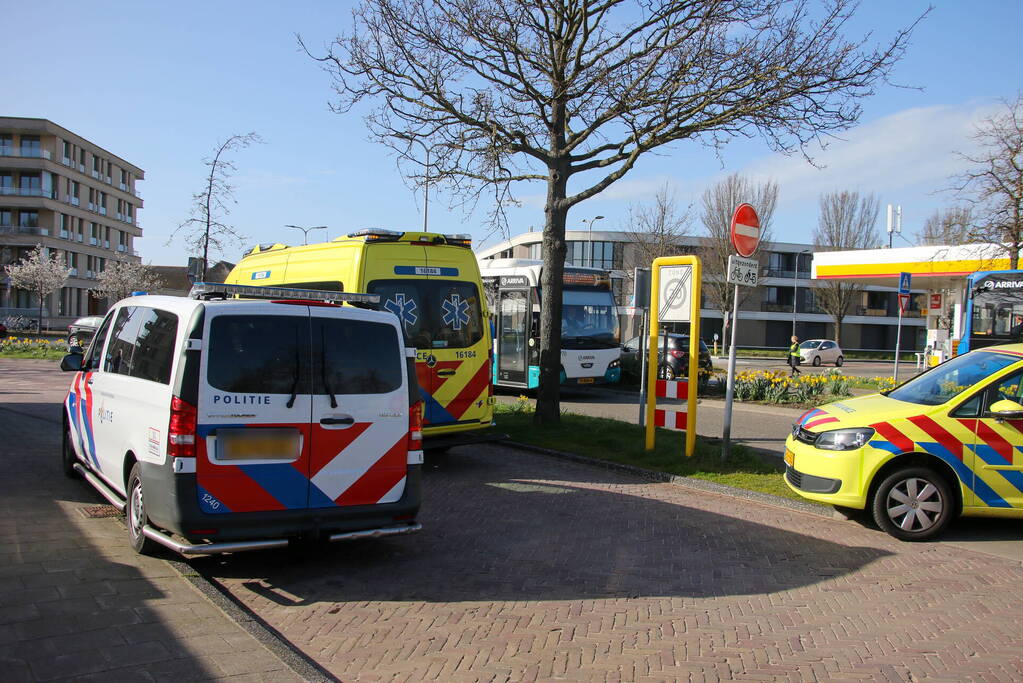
[799,339,844,367]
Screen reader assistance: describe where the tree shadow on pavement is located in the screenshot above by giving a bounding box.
[193,444,893,606]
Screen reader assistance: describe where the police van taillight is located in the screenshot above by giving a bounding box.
[408,401,423,451]
[168,396,197,458]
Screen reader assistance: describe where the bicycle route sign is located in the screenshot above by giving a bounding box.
[727,256,759,287]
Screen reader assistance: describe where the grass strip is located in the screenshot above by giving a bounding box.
[495,404,809,503]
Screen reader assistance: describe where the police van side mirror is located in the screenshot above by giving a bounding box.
[60,353,84,372]
[988,399,1023,420]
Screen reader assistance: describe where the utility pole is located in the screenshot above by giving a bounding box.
[285,224,327,245]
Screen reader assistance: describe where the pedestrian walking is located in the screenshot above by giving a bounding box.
[788,335,802,376]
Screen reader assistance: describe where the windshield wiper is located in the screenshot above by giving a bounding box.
[286,326,300,409]
[321,326,337,408]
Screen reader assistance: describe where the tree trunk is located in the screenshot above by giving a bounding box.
[833,318,843,347]
[535,165,569,425]
[38,290,44,333]
[1011,244,1020,270]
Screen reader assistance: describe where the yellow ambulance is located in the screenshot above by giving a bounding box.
[225,230,495,449]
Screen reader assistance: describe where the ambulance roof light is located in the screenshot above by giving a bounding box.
[188,282,380,307]
[347,229,403,242]
[444,233,472,248]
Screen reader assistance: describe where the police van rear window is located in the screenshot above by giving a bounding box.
[312,318,402,395]
[207,315,402,395]
[208,316,309,394]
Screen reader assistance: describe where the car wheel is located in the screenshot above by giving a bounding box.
[62,425,80,479]
[835,355,844,367]
[812,355,822,367]
[871,467,954,541]
[126,463,159,555]
[658,364,676,381]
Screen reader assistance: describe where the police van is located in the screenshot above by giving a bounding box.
[225,230,496,450]
[60,283,422,555]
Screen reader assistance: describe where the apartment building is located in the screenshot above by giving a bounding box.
[477,229,926,351]
[0,117,143,328]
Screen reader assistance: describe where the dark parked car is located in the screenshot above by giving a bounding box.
[621,333,714,385]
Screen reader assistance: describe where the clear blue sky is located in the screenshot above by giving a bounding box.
[7,1,1022,264]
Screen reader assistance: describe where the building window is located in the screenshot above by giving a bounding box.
[20,135,41,156]
[567,240,619,270]
[19,211,39,228]
[0,210,11,227]
[62,140,72,160]
[0,134,11,153]
[528,243,542,260]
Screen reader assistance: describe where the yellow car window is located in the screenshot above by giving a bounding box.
[887,350,1020,406]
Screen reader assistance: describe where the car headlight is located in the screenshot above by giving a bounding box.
[815,427,875,451]
[608,359,620,369]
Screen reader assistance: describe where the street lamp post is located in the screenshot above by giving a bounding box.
[582,215,605,267]
[285,224,328,245]
[791,249,811,338]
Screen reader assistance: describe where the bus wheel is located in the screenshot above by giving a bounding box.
[871,467,953,541]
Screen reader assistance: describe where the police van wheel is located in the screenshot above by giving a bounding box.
[812,355,822,367]
[62,426,80,479]
[126,463,158,555]
[871,467,953,541]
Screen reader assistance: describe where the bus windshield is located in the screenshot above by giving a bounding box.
[561,289,619,349]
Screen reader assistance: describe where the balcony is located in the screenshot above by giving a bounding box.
[90,170,101,180]
[103,240,110,248]
[98,206,106,216]
[762,302,794,313]
[116,244,126,253]
[60,230,69,239]
[69,268,78,276]
[89,237,98,245]
[1,226,50,236]
[0,147,52,160]
[62,157,73,167]
[0,186,56,198]
[66,196,80,207]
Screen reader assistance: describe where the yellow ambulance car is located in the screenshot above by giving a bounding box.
[784,345,1023,540]
[225,230,495,449]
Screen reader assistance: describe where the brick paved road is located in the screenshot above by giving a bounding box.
[197,444,1023,682]
[0,360,302,681]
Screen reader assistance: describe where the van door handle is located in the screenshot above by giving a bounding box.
[437,369,456,377]
[320,416,355,427]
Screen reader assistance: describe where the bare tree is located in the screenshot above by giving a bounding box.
[90,257,164,305]
[171,132,263,279]
[917,206,973,246]
[4,245,71,332]
[306,0,921,423]
[699,174,778,350]
[952,93,1023,267]
[623,183,692,299]
[813,191,881,345]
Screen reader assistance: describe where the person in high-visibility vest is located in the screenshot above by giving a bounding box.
[788,335,802,376]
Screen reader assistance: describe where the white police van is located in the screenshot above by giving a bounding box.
[60,283,423,555]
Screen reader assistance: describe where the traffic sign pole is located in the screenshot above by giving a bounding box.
[893,272,911,383]
[721,283,740,459]
[894,303,903,383]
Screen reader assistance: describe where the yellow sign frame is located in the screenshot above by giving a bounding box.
[645,255,702,455]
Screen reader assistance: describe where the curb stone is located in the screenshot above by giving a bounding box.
[501,439,842,520]
[165,553,338,682]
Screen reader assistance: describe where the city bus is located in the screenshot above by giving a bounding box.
[478,258,621,389]
[957,269,1023,354]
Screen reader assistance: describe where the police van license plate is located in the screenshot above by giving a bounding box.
[217,429,301,461]
[784,449,795,467]
[578,377,594,384]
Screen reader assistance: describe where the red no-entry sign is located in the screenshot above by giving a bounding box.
[730,203,761,258]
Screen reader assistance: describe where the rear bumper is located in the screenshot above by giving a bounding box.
[142,461,422,544]
[424,427,507,451]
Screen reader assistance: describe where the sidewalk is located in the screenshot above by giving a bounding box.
[0,360,307,682]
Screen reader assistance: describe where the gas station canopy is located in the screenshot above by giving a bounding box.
[812,243,1011,289]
